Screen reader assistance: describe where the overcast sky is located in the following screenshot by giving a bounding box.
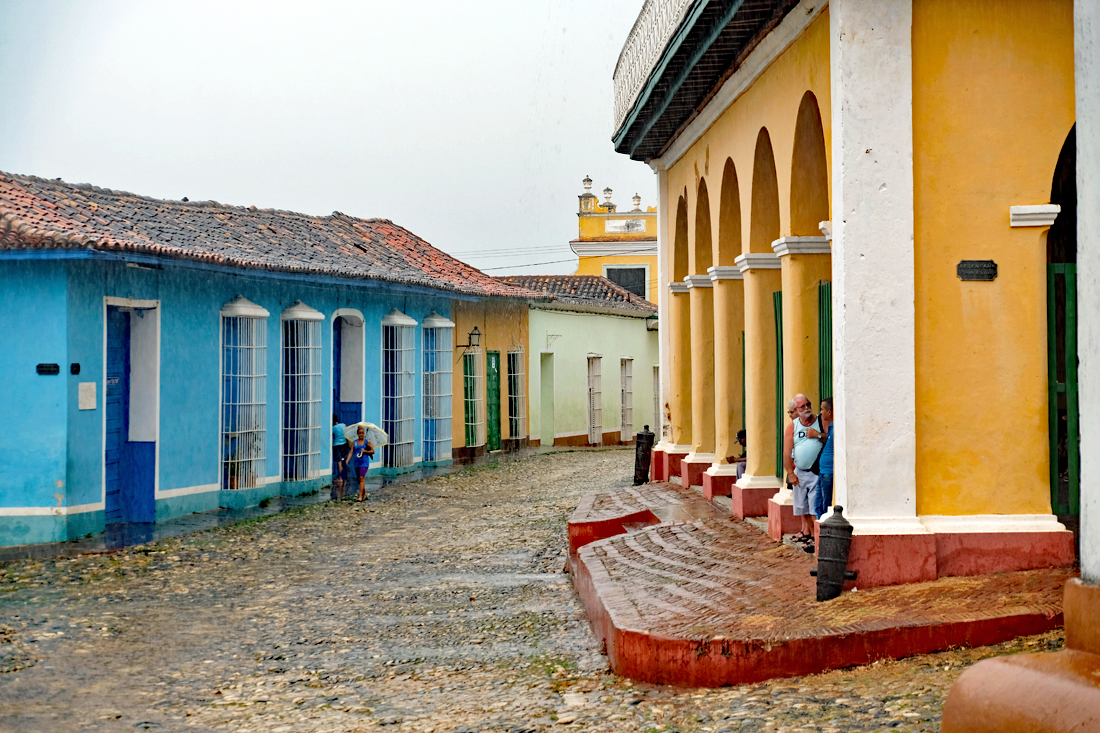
[0,0,656,274]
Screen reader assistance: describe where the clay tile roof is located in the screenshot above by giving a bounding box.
[498,275,656,317]
[0,171,543,300]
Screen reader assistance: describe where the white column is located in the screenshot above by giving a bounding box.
[830,0,925,534]
[652,164,672,451]
[1077,0,1100,583]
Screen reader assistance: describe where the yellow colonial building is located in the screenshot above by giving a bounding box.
[570,176,660,305]
[617,0,1081,587]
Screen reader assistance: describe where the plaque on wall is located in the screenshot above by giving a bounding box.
[957,260,997,281]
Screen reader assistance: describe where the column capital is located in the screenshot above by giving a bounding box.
[668,281,690,294]
[1009,204,1061,227]
[683,274,713,289]
[707,265,744,281]
[734,252,781,273]
[772,236,832,256]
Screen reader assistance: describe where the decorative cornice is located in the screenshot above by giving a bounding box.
[1009,204,1061,227]
[772,236,831,257]
[707,265,743,281]
[818,220,832,241]
[570,240,658,257]
[668,281,690,293]
[683,274,713,289]
[734,252,781,273]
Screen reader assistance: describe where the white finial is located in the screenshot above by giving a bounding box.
[582,175,593,192]
[603,187,613,204]
[632,193,642,211]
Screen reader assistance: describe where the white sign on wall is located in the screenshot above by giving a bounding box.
[605,219,646,234]
[78,382,97,410]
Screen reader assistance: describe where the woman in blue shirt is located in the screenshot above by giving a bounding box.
[815,398,834,518]
[349,424,374,502]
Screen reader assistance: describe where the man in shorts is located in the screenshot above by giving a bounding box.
[783,393,825,551]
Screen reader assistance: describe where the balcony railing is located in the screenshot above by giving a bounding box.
[613,0,695,136]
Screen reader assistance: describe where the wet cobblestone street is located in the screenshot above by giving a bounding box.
[0,449,1065,732]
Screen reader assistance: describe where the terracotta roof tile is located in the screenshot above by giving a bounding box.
[498,275,656,316]
[0,171,542,300]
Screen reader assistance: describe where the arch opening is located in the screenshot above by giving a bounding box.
[790,91,830,236]
[692,179,713,274]
[673,194,690,281]
[717,158,742,265]
[749,128,780,252]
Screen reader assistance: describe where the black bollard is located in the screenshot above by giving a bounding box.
[809,505,859,601]
[633,425,655,485]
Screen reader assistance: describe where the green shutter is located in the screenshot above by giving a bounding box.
[1047,263,1079,516]
[818,280,833,401]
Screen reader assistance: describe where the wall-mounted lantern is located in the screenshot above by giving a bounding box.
[458,326,481,350]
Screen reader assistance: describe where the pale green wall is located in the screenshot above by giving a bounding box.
[527,308,659,444]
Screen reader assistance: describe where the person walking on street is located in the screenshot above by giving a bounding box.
[331,414,349,499]
[815,398,834,519]
[784,394,825,551]
[350,424,375,502]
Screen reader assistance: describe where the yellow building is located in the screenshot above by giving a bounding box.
[615,0,1080,588]
[570,176,660,306]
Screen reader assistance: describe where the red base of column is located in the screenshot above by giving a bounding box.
[702,472,736,500]
[941,579,1100,733]
[661,452,688,482]
[767,498,800,540]
[650,448,666,482]
[934,530,1076,577]
[846,533,937,589]
[731,485,777,518]
[680,459,711,488]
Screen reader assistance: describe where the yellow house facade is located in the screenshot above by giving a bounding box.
[570,176,660,306]
[616,0,1080,587]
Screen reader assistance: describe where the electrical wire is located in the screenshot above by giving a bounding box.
[480,258,577,271]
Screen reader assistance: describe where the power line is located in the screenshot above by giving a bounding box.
[480,258,577,271]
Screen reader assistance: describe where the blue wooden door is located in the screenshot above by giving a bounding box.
[105,308,130,524]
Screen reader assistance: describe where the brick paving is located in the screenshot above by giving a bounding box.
[571,484,1075,687]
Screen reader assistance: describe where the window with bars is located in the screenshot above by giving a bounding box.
[221,303,267,491]
[463,348,485,447]
[422,312,454,462]
[507,349,526,439]
[282,302,323,482]
[587,355,603,445]
[382,309,416,468]
[653,365,660,435]
[620,358,633,439]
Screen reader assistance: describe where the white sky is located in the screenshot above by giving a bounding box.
[0,0,656,274]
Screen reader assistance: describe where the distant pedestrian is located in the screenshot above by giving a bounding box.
[726,428,747,480]
[332,414,348,499]
[784,394,824,551]
[815,398,834,518]
[350,424,375,502]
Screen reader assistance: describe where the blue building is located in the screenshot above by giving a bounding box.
[0,172,538,547]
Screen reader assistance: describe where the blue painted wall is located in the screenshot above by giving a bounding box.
[0,255,456,546]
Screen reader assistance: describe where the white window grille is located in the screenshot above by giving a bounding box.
[422,311,454,462]
[382,309,417,468]
[653,365,660,434]
[220,296,269,491]
[587,355,603,445]
[507,348,527,439]
[620,358,633,439]
[282,301,324,482]
[463,348,485,447]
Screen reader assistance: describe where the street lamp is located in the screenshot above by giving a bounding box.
[458,326,481,350]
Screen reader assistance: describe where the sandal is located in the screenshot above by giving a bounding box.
[791,532,810,543]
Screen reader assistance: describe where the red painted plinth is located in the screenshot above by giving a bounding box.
[767,498,799,540]
[662,452,688,482]
[701,472,735,500]
[650,448,665,481]
[680,459,710,488]
[846,533,937,588]
[568,509,660,558]
[731,485,777,519]
[942,579,1100,733]
[934,530,1076,578]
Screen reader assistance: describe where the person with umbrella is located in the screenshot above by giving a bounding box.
[346,423,384,502]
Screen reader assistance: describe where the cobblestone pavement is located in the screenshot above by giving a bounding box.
[0,449,1066,732]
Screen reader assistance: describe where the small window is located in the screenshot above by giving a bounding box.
[220,297,269,490]
[423,312,454,462]
[382,309,417,468]
[507,349,526,439]
[463,348,485,447]
[587,355,603,445]
[605,267,647,300]
[620,358,633,439]
[282,301,324,482]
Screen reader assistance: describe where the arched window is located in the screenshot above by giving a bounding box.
[382,309,417,468]
[221,296,269,490]
[422,311,454,462]
[282,301,324,482]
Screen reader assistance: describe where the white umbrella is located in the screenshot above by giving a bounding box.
[344,422,389,447]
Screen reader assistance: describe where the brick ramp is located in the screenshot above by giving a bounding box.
[573,515,1074,687]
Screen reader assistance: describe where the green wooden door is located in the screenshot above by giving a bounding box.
[819,281,833,401]
[1047,263,1079,516]
[486,350,502,451]
[773,292,784,478]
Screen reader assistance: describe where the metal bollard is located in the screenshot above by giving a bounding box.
[809,505,858,601]
[633,425,655,485]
